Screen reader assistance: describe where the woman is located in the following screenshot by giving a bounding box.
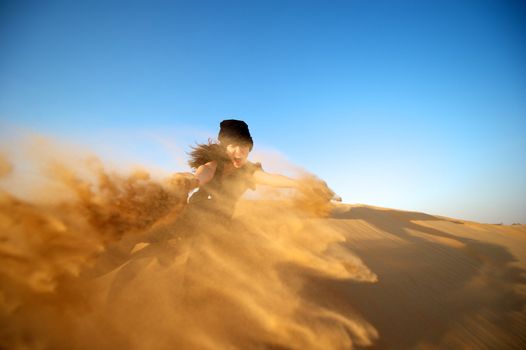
[185,119,302,220]
[137,118,339,247]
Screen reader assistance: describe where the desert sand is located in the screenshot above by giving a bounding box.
[304,204,526,349]
[1,155,525,349]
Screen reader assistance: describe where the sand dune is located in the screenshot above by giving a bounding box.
[1,151,525,349]
[318,204,526,349]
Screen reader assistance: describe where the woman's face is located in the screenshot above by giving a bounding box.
[225,143,251,168]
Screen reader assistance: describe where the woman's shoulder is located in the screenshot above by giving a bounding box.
[243,161,263,175]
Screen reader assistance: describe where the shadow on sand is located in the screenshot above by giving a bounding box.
[279,206,526,349]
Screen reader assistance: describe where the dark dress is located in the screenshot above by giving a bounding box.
[148,146,262,244]
[188,159,262,220]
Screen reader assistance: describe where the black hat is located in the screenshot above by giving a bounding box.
[218,119,253,150]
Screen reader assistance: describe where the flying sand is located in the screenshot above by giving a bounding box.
[0,123,525,350]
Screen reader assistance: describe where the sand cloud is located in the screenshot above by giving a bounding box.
[0,136,378,350]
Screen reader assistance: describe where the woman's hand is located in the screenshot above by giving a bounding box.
[295,176,341,217]
[168,172,200,192]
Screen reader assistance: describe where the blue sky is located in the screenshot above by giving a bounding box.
[1,0,525,223]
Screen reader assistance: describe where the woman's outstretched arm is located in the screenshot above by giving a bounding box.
[253,169,299,188]
[253,169,342,202]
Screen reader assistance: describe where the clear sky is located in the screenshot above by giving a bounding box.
[1,0,525,223]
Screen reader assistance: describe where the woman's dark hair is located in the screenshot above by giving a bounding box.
[188,141,228,169]
[188,119,253,169]
[218,119,253,150]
